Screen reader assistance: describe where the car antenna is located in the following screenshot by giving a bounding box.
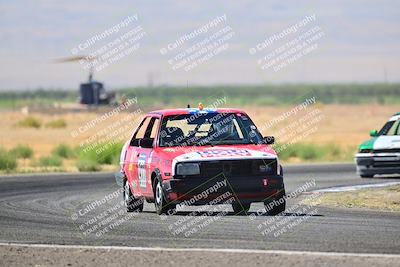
[186,80,190,108]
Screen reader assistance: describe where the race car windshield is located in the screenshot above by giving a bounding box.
[159,113,264,147]
[378,119,400,136]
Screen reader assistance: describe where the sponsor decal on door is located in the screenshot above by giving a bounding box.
[138,154,147,189]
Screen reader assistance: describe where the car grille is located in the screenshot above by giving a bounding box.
[373,148,400,154]
[373,161,400,168]
[199,159,277,178]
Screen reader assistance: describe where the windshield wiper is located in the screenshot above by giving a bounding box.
[193,141,215,146]
[214,140,259,145]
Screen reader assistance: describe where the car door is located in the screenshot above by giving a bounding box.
[124,117,151,197]
[137,116,160,197]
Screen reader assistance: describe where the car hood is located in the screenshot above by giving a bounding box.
[359,137,377,151]
[373,135,400,150]
[156,144,277,162]
[359,136,400,151]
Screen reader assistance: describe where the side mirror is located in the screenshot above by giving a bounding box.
[263,136,275,145]
[370,129,378,137]
[139,138,154,148]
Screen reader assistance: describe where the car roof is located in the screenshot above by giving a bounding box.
[389,112,400,121]
[148,108,246,116]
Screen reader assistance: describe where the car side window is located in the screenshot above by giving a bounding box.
[130,117,151,146]
[149,118,160,139]
[144,117,156,138]
[387,120,400,136]
[397,120,400,135]
[394,120,400,136]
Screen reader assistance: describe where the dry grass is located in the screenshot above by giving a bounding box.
[0,110,138,157]
[0,104,398,155]
[0,104,398,172]
[244,104,398,147]
[304,185,400,212]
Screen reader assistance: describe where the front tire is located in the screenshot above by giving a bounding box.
[123,179,144,212]
[264,191,286,215]
[154,179,176,215]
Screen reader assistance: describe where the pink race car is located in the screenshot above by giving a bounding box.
[117,106,285,215]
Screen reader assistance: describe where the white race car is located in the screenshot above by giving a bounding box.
[355,112,400,178]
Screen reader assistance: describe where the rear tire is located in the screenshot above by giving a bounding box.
[232,202,251,215]
[123,179,144,212]
[154,179,176,215]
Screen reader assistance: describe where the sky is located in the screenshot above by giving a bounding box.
[0,0,400,90]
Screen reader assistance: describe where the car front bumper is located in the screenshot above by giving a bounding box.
[355,153,400,175]
[162,174,285,204]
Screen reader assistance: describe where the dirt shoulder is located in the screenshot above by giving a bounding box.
[305,185,400,212]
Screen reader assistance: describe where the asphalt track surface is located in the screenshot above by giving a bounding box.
[0,163,399,256]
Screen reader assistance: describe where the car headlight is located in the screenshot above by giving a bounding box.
[359,148,372,153]
[176,163,200,175]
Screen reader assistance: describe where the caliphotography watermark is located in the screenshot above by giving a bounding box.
[70,97,139,138]
[255,95,325,155]
[249,14,325,72]
[159,178,236,238]
[160,14,234,72]
[70,14,146,73]
[69,97,143,168]
[69,187,142,239]
[250,179,321,238]
[258,194,321,238]
[158,95,228,152]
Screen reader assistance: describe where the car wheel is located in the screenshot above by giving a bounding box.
[123,179,144,212]
[154,179,176,215]
[360,174,374,178]
[232,202,251,215]
[265,192,286,216]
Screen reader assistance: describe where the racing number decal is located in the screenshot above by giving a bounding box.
[198,149,251,158]
[138,154,147,189]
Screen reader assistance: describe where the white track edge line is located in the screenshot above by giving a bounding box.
[312,182,400,193]
[0,243,399,258]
